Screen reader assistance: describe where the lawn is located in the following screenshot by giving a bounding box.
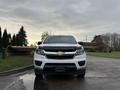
[87,52,120,59]
[0,55,33,72]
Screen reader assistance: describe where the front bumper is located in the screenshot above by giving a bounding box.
[34,53,86,69]
[34,67,86,75]
[34,53,86,75]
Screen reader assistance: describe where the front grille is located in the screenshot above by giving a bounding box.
[45,63,76,66]
[44,49,76,52]
[43,63,77,73]
[46,55,74,59]
[42,46,78,52]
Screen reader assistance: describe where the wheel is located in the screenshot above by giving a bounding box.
[35,73,43,77]
[35,72,43,79]
[77,73,85,78]
[77,69,86,78]
[34,69,43,79]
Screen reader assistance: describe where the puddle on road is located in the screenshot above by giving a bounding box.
[19,74,35,90]
[86,71,107,77]
[4,71,107,90]
[5,74,35,90]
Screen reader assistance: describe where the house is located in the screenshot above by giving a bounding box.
[78,42,99,52]
[7,46,35,55]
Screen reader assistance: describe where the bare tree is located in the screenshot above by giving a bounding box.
[92,33,120,51]
[98,33,120,51]
[41,32,49,41]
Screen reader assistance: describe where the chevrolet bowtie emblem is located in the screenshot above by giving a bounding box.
[57,51,64,56]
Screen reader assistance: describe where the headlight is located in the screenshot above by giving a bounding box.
[75,49,84,55]
[36,49,45,55]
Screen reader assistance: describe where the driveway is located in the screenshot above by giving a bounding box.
[0,56,120,90]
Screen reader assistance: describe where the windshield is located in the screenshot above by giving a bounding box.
[43,36,77,44]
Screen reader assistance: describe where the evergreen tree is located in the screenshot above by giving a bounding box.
[8,33,11,45]
[11,34,16,46]
[16,26,28,46]
[2,29,9,48]
[15,34,20,46]
[0,27,2,48]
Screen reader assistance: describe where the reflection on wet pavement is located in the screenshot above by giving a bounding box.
[5,79,26,90]
[2,56,120,90]
[4,71,108,90]
[5,74,35,90]
[34,75,86,90]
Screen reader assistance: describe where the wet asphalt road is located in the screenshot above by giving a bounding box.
[0,56,120,90]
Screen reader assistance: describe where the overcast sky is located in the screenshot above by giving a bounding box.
[0,0,120,44]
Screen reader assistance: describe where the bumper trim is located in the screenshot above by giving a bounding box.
[34,67,86,75]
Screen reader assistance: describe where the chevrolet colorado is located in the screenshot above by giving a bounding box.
[34,35,86,78]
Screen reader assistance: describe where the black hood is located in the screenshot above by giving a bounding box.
[39,46,81,52]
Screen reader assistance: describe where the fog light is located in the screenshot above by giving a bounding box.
[78,61,85,66]
[35,61,42,66]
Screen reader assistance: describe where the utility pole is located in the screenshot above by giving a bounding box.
[109,35,112,52]
[109,35,112,48]
[86,35,87,42]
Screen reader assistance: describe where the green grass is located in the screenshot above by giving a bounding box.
[87,52,120,59]
[0,55,33,72]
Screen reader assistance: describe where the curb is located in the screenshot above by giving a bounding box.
[0,65,34,76]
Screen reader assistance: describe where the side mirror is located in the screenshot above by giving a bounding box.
[37,41,42,45]
[78,42,84,45]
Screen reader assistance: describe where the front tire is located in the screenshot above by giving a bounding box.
[77,69,86,78]
[34,69,43,79]
[35,73,43,78]
[77,73,85,78]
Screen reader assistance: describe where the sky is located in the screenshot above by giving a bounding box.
[0,0,120,44]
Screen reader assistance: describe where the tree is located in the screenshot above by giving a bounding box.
[16,26,28,46]
[11,34,17,46]
[15,34,21,46]
[0,27,2,48]
[2,29,9,48]
[41,32,49,41]
[7,33,11,45]
[101,33,120,51]
[92,33,120,51]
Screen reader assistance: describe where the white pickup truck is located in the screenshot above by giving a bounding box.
[34,35,86,78]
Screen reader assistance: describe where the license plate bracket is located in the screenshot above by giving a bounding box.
[54,67,66,72]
